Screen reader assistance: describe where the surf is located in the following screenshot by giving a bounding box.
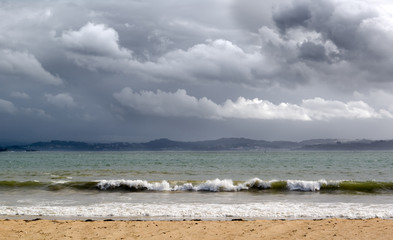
[2,179,393,193]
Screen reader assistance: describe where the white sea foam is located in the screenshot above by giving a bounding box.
[95,178,341,192]
[96,179,248,192]
[97,180,171,191]
[194,179,246,192]
[173,183,194,191]
[51,180,70,184]
[96,178,260,192]
[1,202,392,220]
[287,179,328,191]
[242,178,275,189]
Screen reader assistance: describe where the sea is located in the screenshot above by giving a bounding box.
[0,151,393,220]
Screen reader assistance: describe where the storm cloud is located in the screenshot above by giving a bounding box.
[1,0,393,143]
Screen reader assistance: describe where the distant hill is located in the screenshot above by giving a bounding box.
[300,139,393,151]
[2,138,393,151]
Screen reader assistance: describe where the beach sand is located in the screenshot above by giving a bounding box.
[1,218,393,239]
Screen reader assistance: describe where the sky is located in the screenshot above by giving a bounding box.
[2,0,393,143]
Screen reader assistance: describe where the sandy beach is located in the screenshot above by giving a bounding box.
[0,218,392,239]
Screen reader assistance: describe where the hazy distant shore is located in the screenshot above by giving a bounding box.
[3,138,393,151]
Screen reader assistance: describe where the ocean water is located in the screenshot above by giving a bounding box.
[0,151,393,220]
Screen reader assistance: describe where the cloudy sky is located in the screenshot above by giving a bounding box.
[2,0,393,143]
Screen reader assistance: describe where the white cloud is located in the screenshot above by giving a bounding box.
[301,97,391,120]
[64,37,267,85]
[152,39,264,83]
[220,97,310,120]
[45,93,76,108]
[61,22,132,58]
[114,88,393,121]
[0,99,17,114]
[0,49,62,85]
[114,88,220,119]
[353,89,393,113]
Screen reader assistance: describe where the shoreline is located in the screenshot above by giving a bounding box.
[2,215,393,221]
[3,214,393,222]
[1,218,393,239]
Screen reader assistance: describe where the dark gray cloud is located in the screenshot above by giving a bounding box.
[1,0,393,143]
[273,1,312,33]
[298,41,328,62]
[268,0,393,84]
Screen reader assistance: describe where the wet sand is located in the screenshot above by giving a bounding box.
[1,218,393,239]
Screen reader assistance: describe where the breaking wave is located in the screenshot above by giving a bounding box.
[1,178,393,193]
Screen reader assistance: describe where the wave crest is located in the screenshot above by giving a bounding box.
[1,179,392,193]
[95,178,333,192]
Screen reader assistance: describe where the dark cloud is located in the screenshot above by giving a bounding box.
[298,41,327,62]
[272,1,312,33]
[1,0,393,143]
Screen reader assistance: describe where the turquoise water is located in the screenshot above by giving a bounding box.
[1,151,393,181]
[0,151,393,220]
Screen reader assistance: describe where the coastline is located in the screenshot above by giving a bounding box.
[1,218,393,239]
